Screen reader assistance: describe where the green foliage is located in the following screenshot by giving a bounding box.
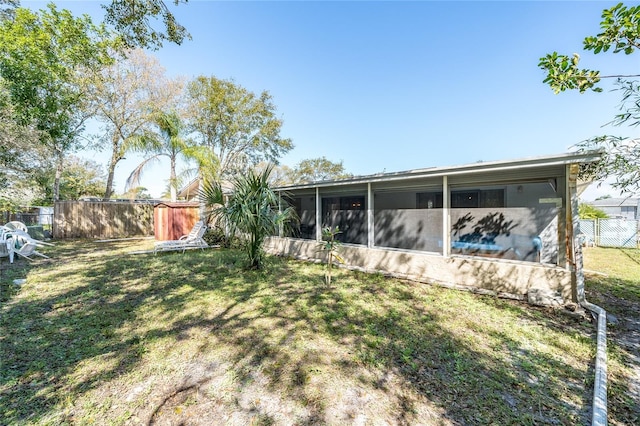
[320,226,344,286]
[0,0,17,22]
[575,135,640,194]
[0,5,113,136]
[538,52,602,94]
[290,157,352,184]
[126,109,195,201]
[84,49,181,200]
[202,227,238,249]
[187,76,294,180]
[540,2,640,194]
[57,156,107,201]
[118,186,152,200]
[102,0,190,49]
[578,203,608,219]
[0,4,115,201]
[539,2,640,94]
[584,2,640,55]
[201,165,295,269]
[0,194,20,213]
[0,77,42,184]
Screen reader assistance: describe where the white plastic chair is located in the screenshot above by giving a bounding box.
[1,223,53,262]
[0,226,16,263]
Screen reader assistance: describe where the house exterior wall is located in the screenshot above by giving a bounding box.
[586,198,640,220]
[599,206,637,220]
[272,153,602,304]
[264,237,574,301]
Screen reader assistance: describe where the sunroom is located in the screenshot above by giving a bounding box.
[265,152,599,303]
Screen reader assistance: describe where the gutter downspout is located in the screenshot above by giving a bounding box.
[575,240,608,426]
[569,164,607,426]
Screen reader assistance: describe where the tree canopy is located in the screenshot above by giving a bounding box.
[83,49,182,199]
[0,3,298,205]
[187,76,294,180]
[126,109,194,201]
[579,203,609,219]
[290,157,352,184]
[102,0,190,49]
[0,3,114,201]
[539,2,640,194]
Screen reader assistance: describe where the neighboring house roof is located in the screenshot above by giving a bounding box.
[176,178,234,200]
[177,178,200,200]
[154,201,200,208]
[588,198,640,208]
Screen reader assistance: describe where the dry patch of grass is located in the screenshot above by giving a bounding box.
[1,240,597,425]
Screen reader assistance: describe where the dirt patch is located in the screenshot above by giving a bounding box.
[128,357,449,426]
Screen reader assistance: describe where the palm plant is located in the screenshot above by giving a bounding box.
[126,110,192,201]
[200,164,294,270]
[320,226,344,286]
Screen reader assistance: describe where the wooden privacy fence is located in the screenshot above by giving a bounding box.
[54,201,154,239]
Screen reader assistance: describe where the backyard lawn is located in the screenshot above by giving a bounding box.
[0,241,637,425]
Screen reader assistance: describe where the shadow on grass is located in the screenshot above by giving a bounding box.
[1,242,593,424]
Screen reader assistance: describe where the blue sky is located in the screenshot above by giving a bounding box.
[30,1,640,199]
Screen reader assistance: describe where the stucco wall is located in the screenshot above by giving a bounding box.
[265,237,575,302]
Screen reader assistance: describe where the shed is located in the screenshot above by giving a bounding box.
[154,202,200,241]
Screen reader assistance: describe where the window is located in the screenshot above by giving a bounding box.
[417,189,504,209]
[417,192,443,209]
[322,195,367,244]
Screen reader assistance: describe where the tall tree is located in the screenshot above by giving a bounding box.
[126,109,192,201]
[84,49,182,199]
[186,76,294,180]
[290,157,352,183]
[0,4,114,201]
[539,2,640,194]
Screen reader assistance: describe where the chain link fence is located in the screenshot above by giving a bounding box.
[579,218,639,248]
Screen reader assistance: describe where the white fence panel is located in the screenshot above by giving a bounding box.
[580,218,639,248]
[599,218,638,248]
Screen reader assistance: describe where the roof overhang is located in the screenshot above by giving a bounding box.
[275,151,602,191]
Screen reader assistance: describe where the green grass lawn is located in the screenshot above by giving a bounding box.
[0,240,610,425]
[583,246,640,426]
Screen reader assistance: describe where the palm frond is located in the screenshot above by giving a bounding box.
[200,164,294,269]
[125,154,163,191]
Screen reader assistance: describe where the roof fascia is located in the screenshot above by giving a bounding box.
[276,151,602,192]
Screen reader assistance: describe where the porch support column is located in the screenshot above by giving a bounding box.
[565,164,580,269]
[315,187,322,242]
[367,182,374,248]
[442,175,450,257]
[278,191,283,237]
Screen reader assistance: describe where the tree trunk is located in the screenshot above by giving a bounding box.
[103,134,121,200]
[170,155,177,201]
[53,150,63,202]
